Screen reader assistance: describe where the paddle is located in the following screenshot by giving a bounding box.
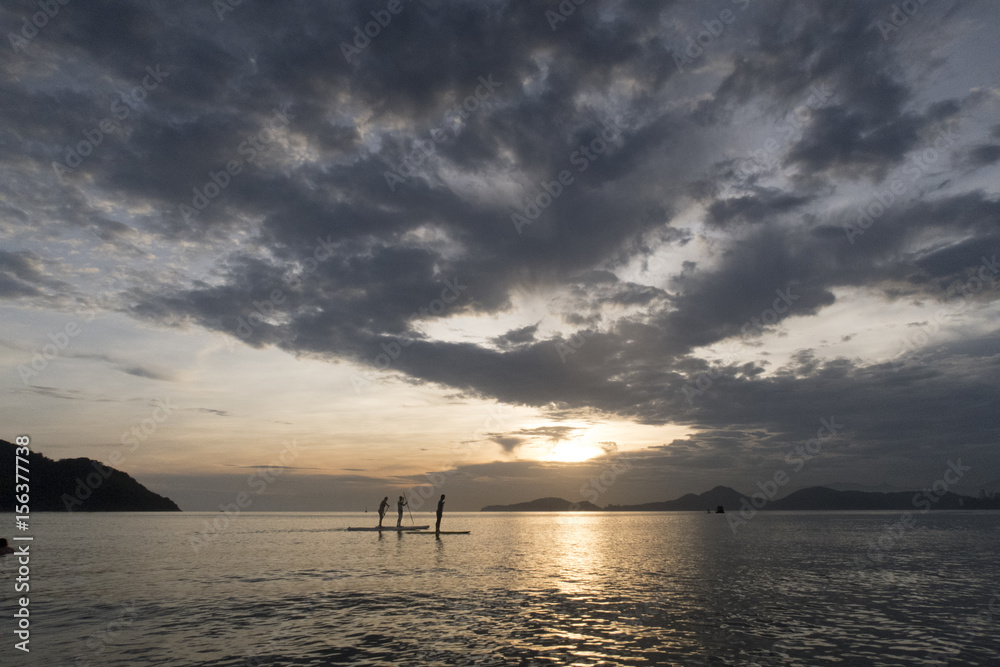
[406,497,415,526]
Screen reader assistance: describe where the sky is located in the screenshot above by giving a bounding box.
[1,0,999,512]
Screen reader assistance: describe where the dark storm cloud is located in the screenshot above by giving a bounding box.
[695,2,973,182]
[967,144,1000,168]
[492,324,539,349]
[3,0,999,486]
[0,260,44,298]
[0,250,73,299]
[705,189,815,226]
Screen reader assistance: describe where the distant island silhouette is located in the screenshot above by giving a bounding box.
[481,497,601,512]
[0,439,180,512]
[481,485,1000,512]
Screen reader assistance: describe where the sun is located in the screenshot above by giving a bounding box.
[540,441,606,463]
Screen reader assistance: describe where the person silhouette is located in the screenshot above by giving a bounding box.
[396,495,408,527]
[377,496,390,528]
[435,494,445,534]
[0,538,13,555]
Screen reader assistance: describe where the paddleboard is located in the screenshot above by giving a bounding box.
[346,525,429,531]
[407,530,470,535]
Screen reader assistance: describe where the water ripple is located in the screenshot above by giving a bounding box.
[20,511,1000,666]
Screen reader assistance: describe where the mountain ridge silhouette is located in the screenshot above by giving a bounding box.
[0,439,180,512]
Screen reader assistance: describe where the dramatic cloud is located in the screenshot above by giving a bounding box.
[2,0,998,508]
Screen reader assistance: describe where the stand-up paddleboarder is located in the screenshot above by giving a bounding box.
[377,496,390,527]
[435,495,445,534]
[396,495,408,527]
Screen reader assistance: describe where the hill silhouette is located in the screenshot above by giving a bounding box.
[500,485,1000,512]
[607,485,749,511]
[481,497,601,511]
[767,486,995,511]
[0,439,180,512]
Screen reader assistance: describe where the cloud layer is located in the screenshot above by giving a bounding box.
[2,0,999,499]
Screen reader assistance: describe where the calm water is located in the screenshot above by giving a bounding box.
[3,511,999,666]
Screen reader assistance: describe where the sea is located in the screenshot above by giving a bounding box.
[3,511,999,666]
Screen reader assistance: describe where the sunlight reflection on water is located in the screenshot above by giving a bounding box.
[19,511,1000,665]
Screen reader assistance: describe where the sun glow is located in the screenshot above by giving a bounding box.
[538,441,607,463]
